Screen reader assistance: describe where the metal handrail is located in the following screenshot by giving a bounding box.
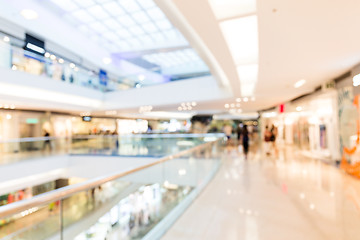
[0,133,225,143]
[0,138,221,218]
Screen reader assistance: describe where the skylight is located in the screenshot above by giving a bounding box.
[49,0,188,52]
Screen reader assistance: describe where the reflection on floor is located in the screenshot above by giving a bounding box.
[162,144,360,240]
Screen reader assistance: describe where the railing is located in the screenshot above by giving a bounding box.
[0,137,223,240]
[0,133,225,165]
[0,40,212,93]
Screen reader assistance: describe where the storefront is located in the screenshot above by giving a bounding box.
[72,117,117,135]
[261,89,341,162]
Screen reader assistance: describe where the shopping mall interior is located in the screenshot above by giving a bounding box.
[0,0,360,239]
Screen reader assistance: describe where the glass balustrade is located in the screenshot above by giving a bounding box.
[0,138,223,240]
[0,40,211,93]
[0,133,224,165]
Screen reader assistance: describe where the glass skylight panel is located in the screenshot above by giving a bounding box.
[127,38,142,48]
[132,11,151,24]
[89,22,108,32]
[155,19,172,30]
[136,0,156,9]
[103,2,125,16]
[104,19,122,30]
[118,15,136,27]
[142,22,158,33]
[63,14,79,26]
[72,9,96,23]
[119,0,141,13]
[51,0,79,12]
[87,5,110,20]
[146,7,166,20]
[129,26,145,35]
[73,0,96,8]
[117,40,131,50]
[104,32,119,41]
[163,29,178,40]
[78,25,92,35]
[149,32,165,42]
[96,0,112,3]
[117,29,132,38]
[139,35,154,45]
[90,35,100,42]
[103,43,117,51]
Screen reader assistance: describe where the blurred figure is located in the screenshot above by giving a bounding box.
[223,124,232,145]
[270,124,278,155]
[43,131,51,151]
[242,125,249,159]
[236,124,242,145]
[264,125,272,155]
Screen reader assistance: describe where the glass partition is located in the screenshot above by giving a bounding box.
[0,139,222,240]
[0,134,224,166]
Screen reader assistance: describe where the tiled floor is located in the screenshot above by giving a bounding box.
[162,145,360,240]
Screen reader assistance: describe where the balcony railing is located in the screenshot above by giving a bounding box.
[0,135,223,240]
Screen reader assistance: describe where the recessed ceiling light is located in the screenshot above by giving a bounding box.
[230,103,235,108]
[236,98,241,102]
[294,79,306,88]
[3,36,10,42]
[243,97,249,102]
[21,9,39,20]
[102,57,112,64]
[225,104,229,108]
[296,106,302,111]
[138,75,145,81]
[353,74,360,87]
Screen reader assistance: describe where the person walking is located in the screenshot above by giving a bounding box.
[43,131,51,151]
[270,124,278,155]
[242,125,249,159]
[223,124,233,145]
[264,125,272,155]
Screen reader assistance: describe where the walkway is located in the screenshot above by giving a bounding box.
[162,145,360,240]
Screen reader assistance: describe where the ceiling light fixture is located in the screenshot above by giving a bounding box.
[21,9,39,20]
[353,74,360,87]
[236,98,241,102]
[138,75,145,81]
[102,57,112,65]
[294,79,306,88]
[296,106,302,111]
[3,36,9,42]
[225,104,229,108]
[26,43,45,54]
[243,97,249,102]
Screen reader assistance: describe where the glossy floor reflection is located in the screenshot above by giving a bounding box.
[162,145,360,240]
